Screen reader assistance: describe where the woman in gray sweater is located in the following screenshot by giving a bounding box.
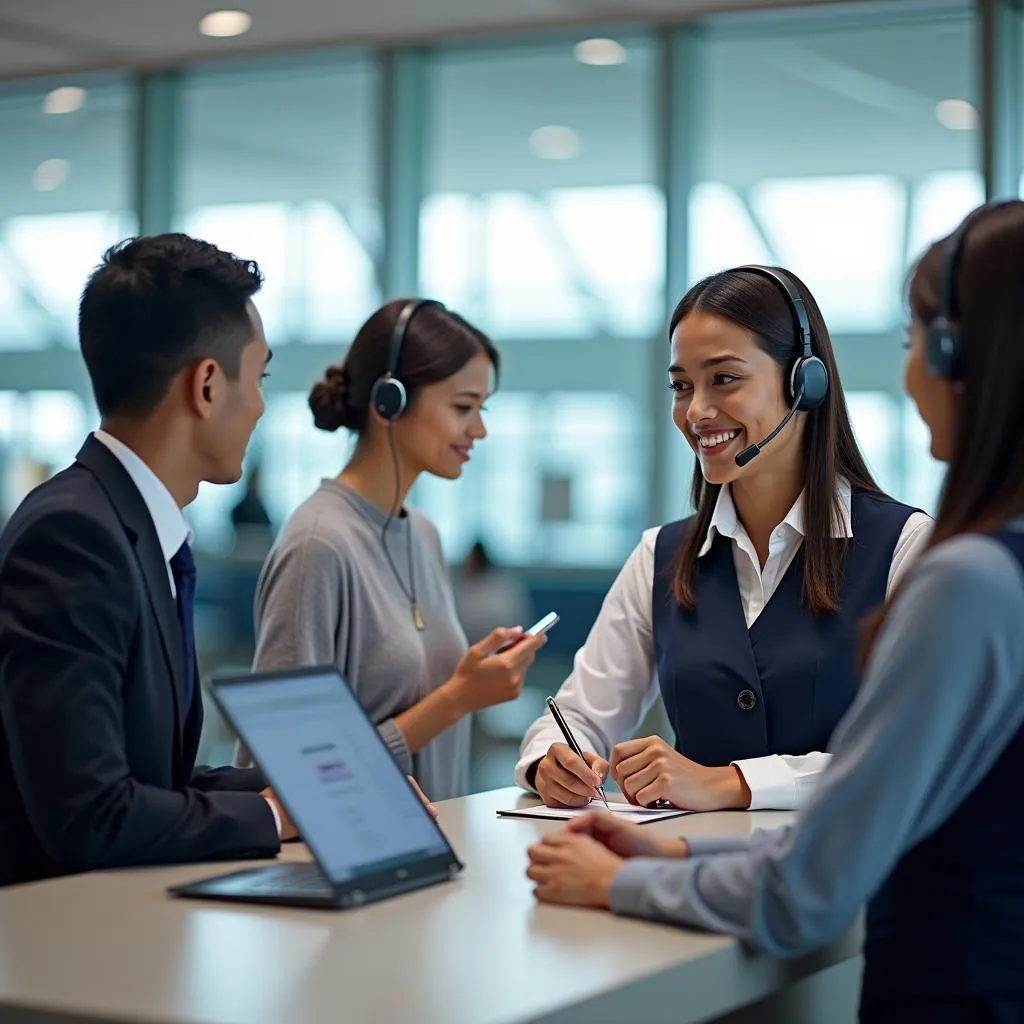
[239,299,544,800]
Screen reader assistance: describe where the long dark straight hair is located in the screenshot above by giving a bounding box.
[863,200,1024,659]
[669,268,883,615]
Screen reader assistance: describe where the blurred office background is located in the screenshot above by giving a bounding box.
[0,0,1017,788]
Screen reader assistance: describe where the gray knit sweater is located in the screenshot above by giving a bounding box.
[242,479,471,801]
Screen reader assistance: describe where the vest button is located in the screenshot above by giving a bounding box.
[737,689,757,711]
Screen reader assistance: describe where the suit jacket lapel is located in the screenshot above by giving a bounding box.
[183,665,205,771]
[132,513,190,768]
[75,437,189,769]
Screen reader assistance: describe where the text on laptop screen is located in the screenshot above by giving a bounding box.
[216,670,450,884]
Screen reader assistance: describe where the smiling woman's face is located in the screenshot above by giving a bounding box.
[391,352,495,480]
[669,310,805,486]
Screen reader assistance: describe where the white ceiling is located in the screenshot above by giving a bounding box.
[0,0,836,79]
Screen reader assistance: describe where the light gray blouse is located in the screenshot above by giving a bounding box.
[609,531,1024,954]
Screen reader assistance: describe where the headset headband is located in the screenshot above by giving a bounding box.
[732,265,812,360]
[935,201,1017,331]
[386,299,445,380]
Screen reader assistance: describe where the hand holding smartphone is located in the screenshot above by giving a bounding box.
[494,611,559,654]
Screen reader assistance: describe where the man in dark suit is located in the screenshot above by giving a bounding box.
[0,233,296,887]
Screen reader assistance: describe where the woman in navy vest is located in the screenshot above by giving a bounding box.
[517,266,929,812]
[527,200,1024,1023]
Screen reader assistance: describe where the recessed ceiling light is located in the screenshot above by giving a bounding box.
[529,125,581,161]
[42,86,86,115]
[935,98,977,131]
[574,38,627,66]
[33,158,70,192]
[199,9,252,38]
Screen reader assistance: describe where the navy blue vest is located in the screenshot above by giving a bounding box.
[652,490,916,767]
[862,528,1024,1007]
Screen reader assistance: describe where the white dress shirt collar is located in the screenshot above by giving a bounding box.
[697,476,854,558]
[92,429,191,566]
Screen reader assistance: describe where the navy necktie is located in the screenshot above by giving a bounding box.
[169,541,197,717]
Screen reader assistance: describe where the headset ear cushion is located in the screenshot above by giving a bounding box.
[791,356,829,411]
[370,377,407,420]
[926,318,960,380]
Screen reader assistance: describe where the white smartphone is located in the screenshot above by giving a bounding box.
[494,611,559,654]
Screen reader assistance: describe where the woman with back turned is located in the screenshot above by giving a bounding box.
[528,200,1024,1023]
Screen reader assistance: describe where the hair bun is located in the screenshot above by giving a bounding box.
[325,364,349,393]
[309,364,357,432]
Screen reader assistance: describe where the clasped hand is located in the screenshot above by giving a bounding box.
[527,811,688,908]
[610,736,750,812]
[536,734,749,812]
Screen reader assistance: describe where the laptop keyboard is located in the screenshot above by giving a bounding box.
[228,863,333,896]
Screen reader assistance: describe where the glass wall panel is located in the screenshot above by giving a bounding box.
[678,6,978,516]
[177,54,381,550]
[178,53,381,347]
[419,35,662,566]
[0,390,91,518]
[0,76,134,351]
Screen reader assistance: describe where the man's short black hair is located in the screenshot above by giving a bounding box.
[79,233,264,419]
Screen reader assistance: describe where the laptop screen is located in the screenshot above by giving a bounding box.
[214,668,453,885]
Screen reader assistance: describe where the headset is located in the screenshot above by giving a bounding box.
[728,265,829,467]
[733,265,829,411]
[368,297,446,632]
[370,298,446,421]
[926,200,1016,381]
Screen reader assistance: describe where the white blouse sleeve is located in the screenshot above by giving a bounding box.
[887,511,933,593]
[515,529,662,791]
[733,509,934,810]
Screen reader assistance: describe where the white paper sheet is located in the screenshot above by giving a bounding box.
[497,799,692,824]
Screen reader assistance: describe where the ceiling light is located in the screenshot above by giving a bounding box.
[574,38,627,66]
[935,98,977,131]
[199,9,252,38]
[42,86,86,115]
[529,125,581,161]
[33,158,70,192]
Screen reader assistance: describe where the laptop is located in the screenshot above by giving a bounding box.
[169,666,463,909]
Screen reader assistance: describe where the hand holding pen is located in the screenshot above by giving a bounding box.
[534,697,611,810]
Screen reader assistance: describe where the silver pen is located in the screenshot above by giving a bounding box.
[545,696,610,810]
